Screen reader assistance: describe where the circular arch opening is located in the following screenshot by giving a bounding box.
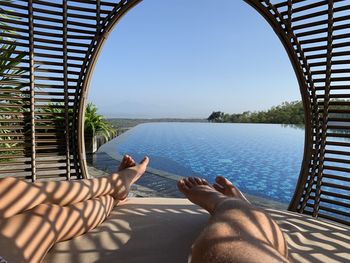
[80,0,310,209]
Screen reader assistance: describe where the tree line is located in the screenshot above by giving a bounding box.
[207,101,304,124]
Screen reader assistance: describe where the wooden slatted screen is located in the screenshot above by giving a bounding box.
[0,0,349,225]
[0,0,133,180]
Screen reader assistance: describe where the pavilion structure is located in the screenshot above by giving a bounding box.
[0,0,350,226]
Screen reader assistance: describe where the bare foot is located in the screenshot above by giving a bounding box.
[118,154,136,171]
[177,177,227,214]
[111,156,149,200]
[213,176,250,203]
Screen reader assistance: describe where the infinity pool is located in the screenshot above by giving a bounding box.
[99,123,304,204]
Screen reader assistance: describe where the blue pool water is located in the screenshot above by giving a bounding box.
[99,123,304,204]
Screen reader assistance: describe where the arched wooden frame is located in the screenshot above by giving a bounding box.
[0,0,349,225]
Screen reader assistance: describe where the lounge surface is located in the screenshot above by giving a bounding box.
[1,0,350,226]
[1,1,350,261]
[46,198,350,263]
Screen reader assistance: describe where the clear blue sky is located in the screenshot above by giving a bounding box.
[89,0,300,119]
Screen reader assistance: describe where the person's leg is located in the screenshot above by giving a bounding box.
[0,155,148,263]
[0,155,148,219]
[177,177,289,263]
[0,195,114,263]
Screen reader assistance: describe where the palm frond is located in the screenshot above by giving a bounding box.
[84,103,115,140]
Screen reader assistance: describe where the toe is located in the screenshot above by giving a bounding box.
[118,155,128,170]
[189,177,197,185]
[213,183,225,193]
[129,157,136,166]
[201,178,209,185]
[126,159,134,168]
[194,177,202,185]
[139,156,149,168]
[184,178,193,188]
[177,179,189,192]
[118,155,138,171]
[215,176,233,187]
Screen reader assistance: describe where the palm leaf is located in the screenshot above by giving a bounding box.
[0,3,30,158]
[84,103,115,140]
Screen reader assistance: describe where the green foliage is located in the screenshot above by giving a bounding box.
[207,111,225,122]
[0,45,26,155]
[0,1,29,158]
[35,102,116,141]
[208,101,305,124]
[38,103,71,134]
[85,103,116,141]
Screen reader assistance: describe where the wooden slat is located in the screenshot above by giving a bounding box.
[274,0,306,8]
[34,30,63,38]
[68,12,97,20]
[292,9,328,23]
[67,4,96,13]
[64,0,71,180]
[32,0,62,8]
[298,35,327,45]
[33,7,63,16]
[0,16,28,27]
[285,1,325,15]
[1,9,28,19]
[308,196,350,210]
[29,0,37,181]
[323,172,350,183]
[320,189,350,200]
[326,132,350,139]
[323,181,350,192]
[33,15,62,24]
[325,149,350,157]
[67,27,96,35]
[319,205,350,218]
[318,213,350,226]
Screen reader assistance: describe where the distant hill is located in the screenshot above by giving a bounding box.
[207,99,350,125]
[106,118,206,129]
[208,101,304,124]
